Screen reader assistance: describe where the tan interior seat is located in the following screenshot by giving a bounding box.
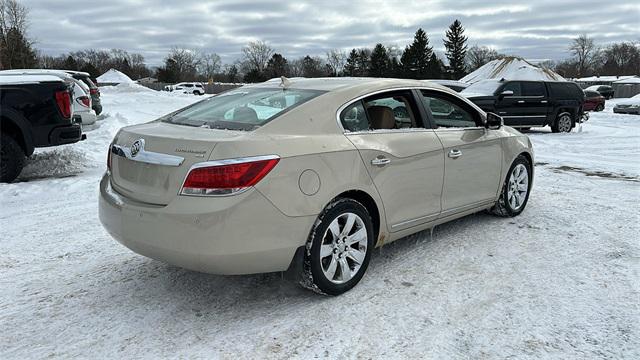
[233,106,259,123]
[367,106,395,130]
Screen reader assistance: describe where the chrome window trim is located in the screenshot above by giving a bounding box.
[179,154,281,197]
[111,139,184,167]
[335,86,486,134]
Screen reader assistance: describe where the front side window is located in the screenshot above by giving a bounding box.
[340,90,422,132]
[421,91,479,128]
[501,82,522,96]
[162,88,324,130]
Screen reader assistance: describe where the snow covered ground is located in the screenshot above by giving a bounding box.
[1,87,638,359]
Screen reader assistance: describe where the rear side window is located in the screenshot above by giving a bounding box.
[548,82,583,99]
[162,88,324,130]
[340,90,422,131]
[522,82,545,97]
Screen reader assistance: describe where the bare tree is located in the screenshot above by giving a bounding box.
[0,0,36,69]
[241,40,274,72]
[197,52,221,81]
[466,45,503,71]
[569,34,598,77]
[325,49,346,76]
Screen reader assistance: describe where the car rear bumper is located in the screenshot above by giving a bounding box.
[48,124,83,146]
[75,109,97,125]
[98,173,315,275]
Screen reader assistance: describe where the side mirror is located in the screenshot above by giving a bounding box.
[499,90,514,99]
[486,112,503,129]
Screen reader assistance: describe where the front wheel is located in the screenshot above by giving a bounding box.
[552,113,573,133]
[300,198,374,295]
[595,104,604,112]
[490,155,532,217]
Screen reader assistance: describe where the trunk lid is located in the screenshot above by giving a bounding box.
[110,121,244,205]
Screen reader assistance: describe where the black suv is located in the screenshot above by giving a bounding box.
[1,75,84,182]
[461,79,585,133]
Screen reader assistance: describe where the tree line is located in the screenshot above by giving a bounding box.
[1,0,638,83]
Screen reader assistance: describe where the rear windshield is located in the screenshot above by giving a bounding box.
[162,87,325,130]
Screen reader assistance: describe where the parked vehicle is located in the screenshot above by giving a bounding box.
[585,85,614,99]
[461,79,585,133]
[583,90,605,111]
[0,69,97,125]
[173,82,206,95]
[65,70,102,115]
[613,94,640,115]
[99,77,534,295]
[1,75,84,182]
[427,79,469,92]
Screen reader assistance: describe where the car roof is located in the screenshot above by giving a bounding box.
[0,74,65,85]
[244,77,451,94]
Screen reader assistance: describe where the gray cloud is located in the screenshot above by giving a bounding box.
[23,0,640,67]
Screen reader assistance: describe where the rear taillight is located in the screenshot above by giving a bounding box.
[180,155,279,196]
[54,90,71,119]
[90,88,99,95]
[76,96,91,108]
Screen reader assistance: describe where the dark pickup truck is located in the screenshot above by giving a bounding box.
[461,79,585,133]
[1,74,84,182]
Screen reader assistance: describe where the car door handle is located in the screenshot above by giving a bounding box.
[517,100,525,104]
[448,149,462,159]
[371,157,391,166]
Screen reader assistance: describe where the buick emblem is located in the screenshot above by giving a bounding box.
[130,139,144,157]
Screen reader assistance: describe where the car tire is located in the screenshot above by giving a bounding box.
[551,112,573,133]
[300,198,374,295]
[0,134,26,183]
[490,155,532,217]
[595,104,604,112]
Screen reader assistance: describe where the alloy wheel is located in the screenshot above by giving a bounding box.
[320,212,368,284]
[557,115,572,132]
[507,164,529,211]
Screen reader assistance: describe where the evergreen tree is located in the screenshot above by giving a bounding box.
[427,54,445,79]
[357,49,371,76]
[79,63,100,79]
[265,53,288,78]
[368,43,390,77]
[63,55,78,70]
[244,68,267,83]
[443,19,468,79]
[400,28,433,79]
[344,49,360,76]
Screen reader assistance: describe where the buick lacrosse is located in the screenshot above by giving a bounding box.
[99,77,533,295]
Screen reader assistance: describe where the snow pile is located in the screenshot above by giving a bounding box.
[0,90,638,358]
[461,57,565,84]
[97,69,134,84]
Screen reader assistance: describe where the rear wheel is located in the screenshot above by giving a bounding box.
[552,113,573,133]
[300,198,374,295]
[595,104,604,112]
[491,155,532,217]
[0,134,26,183]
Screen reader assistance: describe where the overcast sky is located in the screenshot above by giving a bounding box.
[24,0,640,67]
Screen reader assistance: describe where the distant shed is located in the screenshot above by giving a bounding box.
[612,77,640,98]
[575,75,640,98]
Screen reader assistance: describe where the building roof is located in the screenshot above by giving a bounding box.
[575,75,638,82]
